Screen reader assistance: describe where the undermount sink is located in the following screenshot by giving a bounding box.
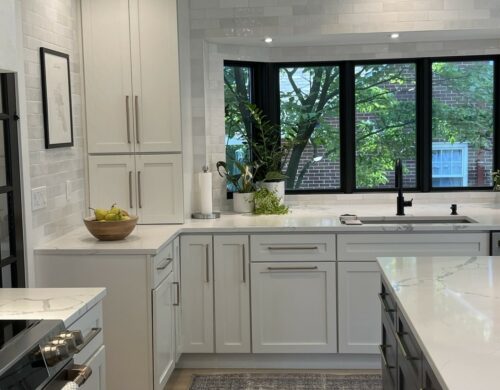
[357,216,478,224]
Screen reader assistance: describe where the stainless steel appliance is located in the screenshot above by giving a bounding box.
[492,232,500,256]
[0,319,93,389]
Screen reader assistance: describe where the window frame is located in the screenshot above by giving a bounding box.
[0,73,25,288]
[223,54,500,195]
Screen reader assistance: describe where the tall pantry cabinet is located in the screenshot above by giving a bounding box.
[82,0,184,223]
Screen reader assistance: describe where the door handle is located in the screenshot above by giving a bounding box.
[378,344,394,369]
[137,171,142,208]
[242,244,246,283]
[173,282,180,306]
[205,244,210,283]
[135,95,140,144]
[395,331,419,361]
[128,171,133,209]
[156,258,172,270]
[378,293,395,313]
[125,96,131,144]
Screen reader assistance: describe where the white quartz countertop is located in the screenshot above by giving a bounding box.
[377,256,500,390]
[0,288,106,327]
[35,202,500,255]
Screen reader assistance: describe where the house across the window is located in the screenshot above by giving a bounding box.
[432,142,468,187]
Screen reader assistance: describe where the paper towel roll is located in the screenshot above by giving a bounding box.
[198,171,213,215]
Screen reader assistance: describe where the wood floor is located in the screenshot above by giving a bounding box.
[165,368,381,390]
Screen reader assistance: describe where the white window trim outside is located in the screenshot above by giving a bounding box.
[432,141,468,186]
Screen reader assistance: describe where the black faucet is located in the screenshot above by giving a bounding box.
[395,159,413,216]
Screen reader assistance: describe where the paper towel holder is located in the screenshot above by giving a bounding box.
[192,165,220,219]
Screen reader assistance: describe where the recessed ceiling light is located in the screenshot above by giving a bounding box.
[390,33,400,39]
[264,37,273,43]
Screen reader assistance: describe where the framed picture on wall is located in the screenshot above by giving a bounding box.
[40,47,74,149]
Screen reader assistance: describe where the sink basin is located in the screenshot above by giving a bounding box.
[357,216,478,224]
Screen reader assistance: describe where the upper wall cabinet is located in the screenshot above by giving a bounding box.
[82,0,182,154]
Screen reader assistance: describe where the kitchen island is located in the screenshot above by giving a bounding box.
[377,256,500,390]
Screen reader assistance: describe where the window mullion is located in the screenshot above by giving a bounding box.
[340,62,355,193]
[417,58,432,192]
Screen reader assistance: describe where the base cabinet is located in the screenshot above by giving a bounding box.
[152,271,175,390]
[181,235,214,353]
[338,262,381,353]
[80,346,106,390]
[380,279,443,390]
[251,262,337,353]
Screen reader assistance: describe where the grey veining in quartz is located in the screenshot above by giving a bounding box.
[0,288,106,327]
[378,256,500,390]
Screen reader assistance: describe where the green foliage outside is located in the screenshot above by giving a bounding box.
[224,61,494,190]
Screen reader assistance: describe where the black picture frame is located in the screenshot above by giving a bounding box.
[40,47,74,149]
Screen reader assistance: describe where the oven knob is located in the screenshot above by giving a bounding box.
[42,341,70,366]
[56,330,84,352]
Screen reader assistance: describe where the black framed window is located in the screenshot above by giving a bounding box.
[223,55,499,194]
[0,74,25,288]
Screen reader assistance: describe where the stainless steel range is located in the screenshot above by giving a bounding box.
[0,319,92,389]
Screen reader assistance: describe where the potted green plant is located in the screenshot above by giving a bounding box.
[244,103,297,203]
[216,161,255,213]
[254,187,289,215]
[493,169,500,191]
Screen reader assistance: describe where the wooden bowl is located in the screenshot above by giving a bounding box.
[83,216,138,241]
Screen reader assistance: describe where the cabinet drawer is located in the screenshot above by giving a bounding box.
[69,303,104,365]
[337,233,489,261]
[381,310,397,390]
[250,234,336,262]
[152,242,174,288]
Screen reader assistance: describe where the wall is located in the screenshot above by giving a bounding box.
[185,0,500,211]
[0,0,18,72]
[21,0,86,245]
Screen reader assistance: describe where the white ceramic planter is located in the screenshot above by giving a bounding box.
[261,181,285,204]
[233,192,255,213]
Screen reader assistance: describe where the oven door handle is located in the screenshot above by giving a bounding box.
[76,328,101,353]
[69,364,92,386]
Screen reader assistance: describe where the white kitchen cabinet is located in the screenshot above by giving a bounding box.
[152,271,175,390]
[79,346,106,390]
[88,155,136,212]
[88,154,183,224]
[81,0,134,154]
[181,235,214,353]
[337,233,490,261]
[136,154,183,223]
[82,0,181,153]
[173,237,182,361]
[214,235,251,353]
[338,262,381,354]
[251,262,337,353]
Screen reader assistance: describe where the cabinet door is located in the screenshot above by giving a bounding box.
[152,272,175,390]
[214,235,251,353]
[129,0,181,152]
[82,0,134,153]
[80,345,106,390]
[88,155,136,213]
[381,312,397,390]
[338,262,381,353]
[135,154,183,223]
[181,236,214,353]
[173,237,182,361]
[251,262,336,353]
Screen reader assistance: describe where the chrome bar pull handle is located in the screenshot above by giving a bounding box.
[266,266,318,271]
[378,293,395,313]
[267,246,318,251]
[135,95,140,144]
[156,258,172,270]
[125,96,131,144]
[395,331,418,361]
[205,244,210,283]
[137,171,142,208]
[128,171,133,209]
[378,344,393,369]
[242,244,246,283]
[173,282,180,306]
